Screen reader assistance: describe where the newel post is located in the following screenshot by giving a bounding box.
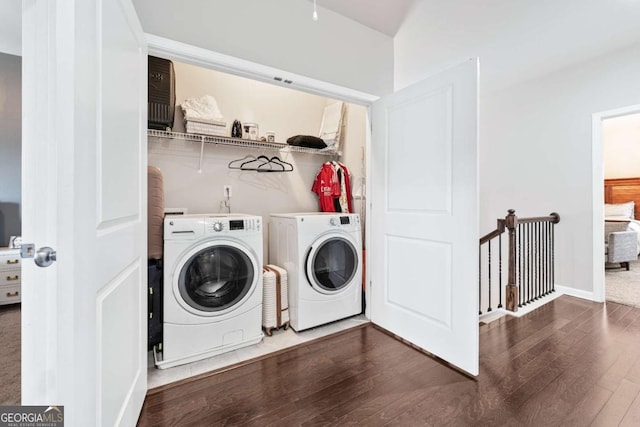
[505,209,518,312]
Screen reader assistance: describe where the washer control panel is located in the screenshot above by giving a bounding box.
[164,214,261,240]
[205,217,261,234]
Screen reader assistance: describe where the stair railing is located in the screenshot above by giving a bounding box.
[479,209,560,314]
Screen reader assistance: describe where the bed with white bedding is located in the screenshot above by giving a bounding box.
[604,177,640,254]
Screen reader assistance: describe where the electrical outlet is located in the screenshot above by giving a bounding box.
[224,185,232,198]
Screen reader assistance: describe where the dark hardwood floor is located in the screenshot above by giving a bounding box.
[138,296,640,426]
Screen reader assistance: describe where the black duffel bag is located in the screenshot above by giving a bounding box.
[286,135,327,149]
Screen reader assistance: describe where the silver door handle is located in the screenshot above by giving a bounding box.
[35,246,57,268]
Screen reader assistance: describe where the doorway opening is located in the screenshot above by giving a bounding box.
[0,50,22,406]
[146,37,374,388]
[592,104,640,306]
[599,109,640,307]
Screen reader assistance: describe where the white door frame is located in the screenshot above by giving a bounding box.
[146,35,378,106]
[592,103,640,302]
[146,34,378,318]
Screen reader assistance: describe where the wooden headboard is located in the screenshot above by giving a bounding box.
[604,177,640,219]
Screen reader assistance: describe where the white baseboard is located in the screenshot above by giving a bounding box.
[505,290,566,317]
[479,309,507,323]
[555,285,598,302]
[479,289,565,320]
[479,285,601,322]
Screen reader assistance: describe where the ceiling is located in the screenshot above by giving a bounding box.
[4,0,640,94]
[1,0,415,54]
[315,0,416,36]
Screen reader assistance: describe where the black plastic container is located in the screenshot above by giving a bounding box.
[148,56,176,131]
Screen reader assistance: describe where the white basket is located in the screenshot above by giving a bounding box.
[185,120,227,136]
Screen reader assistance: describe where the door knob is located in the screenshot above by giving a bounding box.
[34,246,57,268]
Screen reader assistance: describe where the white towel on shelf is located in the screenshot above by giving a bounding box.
[185,121,227,136]
[185,117,227,126]
[181,95,224,122]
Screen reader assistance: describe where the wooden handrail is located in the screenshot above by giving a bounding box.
[479,219,506,245]
[479,213,560,245]
[517,212,560,225]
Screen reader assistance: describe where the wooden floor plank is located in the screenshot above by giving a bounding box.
[592,379,640,427]
[621,391,640,427]
[560,385,613,426]
[625,354,640,385]
[597,341,640,392]
[137,296,640,426]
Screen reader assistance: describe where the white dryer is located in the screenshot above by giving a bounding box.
[269,213,362,331]
[158,214,263,369]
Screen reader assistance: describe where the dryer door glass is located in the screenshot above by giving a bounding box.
[309,237,358,292]
[178,245,255,312]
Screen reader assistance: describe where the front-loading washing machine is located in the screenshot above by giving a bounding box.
[269,213,362,331]
[157,214,263,369]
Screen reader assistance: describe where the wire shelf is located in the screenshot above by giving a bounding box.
[147,129,340,157]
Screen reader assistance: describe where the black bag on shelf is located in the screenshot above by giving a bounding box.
[286,135,327,149]
[148,259,163,351]
[148,56,176,131]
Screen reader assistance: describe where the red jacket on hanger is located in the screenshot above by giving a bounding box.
[311,162,341,212]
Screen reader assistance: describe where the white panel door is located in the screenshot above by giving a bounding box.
[370,59,479,376]
[22,0,147,425]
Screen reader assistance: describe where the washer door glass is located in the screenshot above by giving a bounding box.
[178,245,255,312]
[308,237,358,292]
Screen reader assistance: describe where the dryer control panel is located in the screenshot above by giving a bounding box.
[328,214,360,227]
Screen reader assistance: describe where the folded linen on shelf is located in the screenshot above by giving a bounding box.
[180,94,224,123]
[184,117,227,127]
[185,120,227,136]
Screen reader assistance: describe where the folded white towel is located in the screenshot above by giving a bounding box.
[181,95,224,122]
[185,121,227,136]
[184,117,226,126]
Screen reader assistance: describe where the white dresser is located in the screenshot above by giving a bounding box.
[0,248,21,305]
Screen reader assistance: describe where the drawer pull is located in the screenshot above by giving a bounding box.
[6,259,19,265]
[6,275,19,281]
[6,291,19,298]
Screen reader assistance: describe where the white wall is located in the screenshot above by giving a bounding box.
[393,0,640,94]
[133,0,393,96]
[0,0,21,56]
[603,113,640,179]
[0,52,21,245]
[394,0,640,295]
[148,61,366,257]
[171,61,329,139]
[480,45,640,294]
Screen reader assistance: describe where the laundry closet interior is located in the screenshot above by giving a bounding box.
[147,54,370,387]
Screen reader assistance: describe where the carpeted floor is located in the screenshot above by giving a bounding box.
[605,258,640,308]
[0,304,20,404]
